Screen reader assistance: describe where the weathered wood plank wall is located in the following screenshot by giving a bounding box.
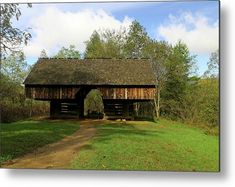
[25,86,156,100]
[98,87,156,100]
[25,87,80,100]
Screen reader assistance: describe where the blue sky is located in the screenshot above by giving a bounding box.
[14,0,219,76]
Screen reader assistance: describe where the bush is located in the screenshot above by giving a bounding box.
[160,78,219,128]
[0,100,49,123]
[1,103,28,123]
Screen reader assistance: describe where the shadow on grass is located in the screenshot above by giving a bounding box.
[0,120,80,165]
[79,122,164,151]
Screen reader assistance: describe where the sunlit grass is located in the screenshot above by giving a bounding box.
[72,119,219,172]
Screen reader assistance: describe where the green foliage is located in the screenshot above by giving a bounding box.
[196,79,219,126]
[72,120,219,171]
[84,89,104,116]
[101,29,126,58]
[166,41,195,98]
[84,29,126,59]
[0,76,49,123]
[0,4,32,57]
[167,77,219,127]
[0,120,80,165]
[144,40,171,81]
[1,51,28,83]
[0,62,49,123]
[0,4,41,123]
[84,21,150,59]
[54,45,81,59]
[204,50,219,78]
[123,20,150,58]
[143,40,172,119]
[1,99,49,123]
[84,31,105,58]
[0,74,24,103]
[161,41,196,120]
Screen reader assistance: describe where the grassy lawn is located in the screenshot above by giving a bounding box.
[0,119,80,165]
[71,119,219,172]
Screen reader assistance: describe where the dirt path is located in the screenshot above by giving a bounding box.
[4,120,107,169]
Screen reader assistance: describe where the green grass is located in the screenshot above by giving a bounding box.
[71,119,219,172]
[0,119,80,165]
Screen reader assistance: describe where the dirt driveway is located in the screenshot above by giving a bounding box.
[4,120,107,169]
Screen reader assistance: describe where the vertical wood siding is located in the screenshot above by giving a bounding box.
[98,87,156,100]
[26,87,80,99]
[25,86,156,100]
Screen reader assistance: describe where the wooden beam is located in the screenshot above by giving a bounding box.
[78,97,84,118]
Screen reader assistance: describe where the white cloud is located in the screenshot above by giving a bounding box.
[157,12,219,55]
[24,7,132,57]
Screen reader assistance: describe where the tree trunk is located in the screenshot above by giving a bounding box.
[154,88,160,119]
[29,99,32,118]
[157,88,160,118]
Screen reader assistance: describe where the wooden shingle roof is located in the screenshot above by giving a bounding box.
[24,58,156,86]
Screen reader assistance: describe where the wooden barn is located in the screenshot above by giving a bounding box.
[24,58,157,119]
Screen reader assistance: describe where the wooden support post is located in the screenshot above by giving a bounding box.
[78,98,84,118]
[50,101,54,118]
[50,100,61,118]
[123,102,129,118]
[129,102,134,120]
[50,100,57,118]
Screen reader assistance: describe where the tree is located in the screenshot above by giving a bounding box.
[85,29,127,59]
[161,41,196,119]
[144,40,172,118]
[123,20,150,58]
[85,21,151,59]
[84,89,104,115]
[0,51,30,119]
[101,29,126,58]
[196,49,219,126]
[39,49,48,58]
[1,51,28,83]
[54,45,81,59]
[0,4,50,123]
[84,31,105,59]
[204,50,219,78]
[0,4,32,58]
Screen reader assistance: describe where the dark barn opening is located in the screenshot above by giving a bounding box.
[50,100,79,118]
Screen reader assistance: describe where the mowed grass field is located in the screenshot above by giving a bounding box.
[0,120,80,165]
[0,119,219,171]
[71,119,219,172]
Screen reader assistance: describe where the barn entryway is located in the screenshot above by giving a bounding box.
[84,89,104,119]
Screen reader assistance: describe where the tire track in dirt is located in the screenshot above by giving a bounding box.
[3,120,107,169]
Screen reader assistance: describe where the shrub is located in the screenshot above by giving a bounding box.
[0,100,49,123]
